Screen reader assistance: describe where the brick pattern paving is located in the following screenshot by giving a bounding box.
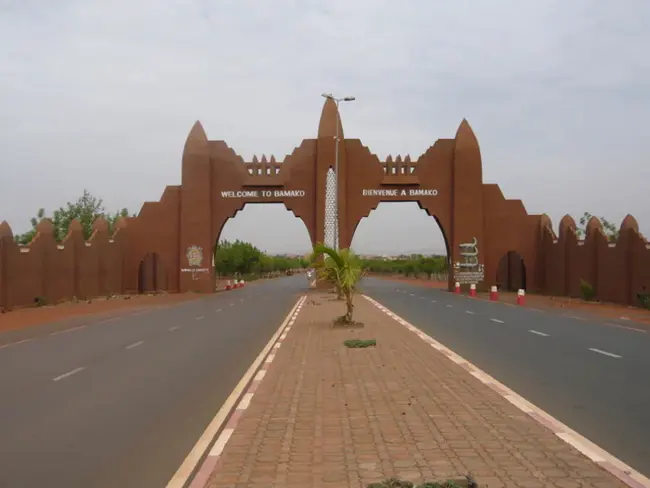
[205,292,626,487]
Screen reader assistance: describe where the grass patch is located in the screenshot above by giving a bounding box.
[344,339,376,348]
[367,478,474,488]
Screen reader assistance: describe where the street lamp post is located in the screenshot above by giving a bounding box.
[321,93,355,251]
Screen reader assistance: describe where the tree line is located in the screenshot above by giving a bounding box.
[360,254,448,279]
[213,239,308,277]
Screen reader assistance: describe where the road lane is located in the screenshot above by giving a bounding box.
[0,275,307,488]
[361,277,650,478]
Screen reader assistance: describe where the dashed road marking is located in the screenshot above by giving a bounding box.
[50,325,87,336]
[589,348,621,359]
[431,300,437,303]
[0,338,34,350]
[465,310,475,315]
[126,341,144,350]
[169,326,180,332]
[53,366,85,382]
[196,316,205,321]
[490,318,504,324]
[216,308,222,313]
[446,304,452,308]
[529,330,549,337]
[564,315,586,321]
[605,322,646,333]
[229,303,235,307]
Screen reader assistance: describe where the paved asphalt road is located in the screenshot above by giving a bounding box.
[361,277,650,478]
[0,275,308,488]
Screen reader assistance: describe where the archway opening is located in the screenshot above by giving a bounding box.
[496,251,527,292]
[214,203,312,283]
[137,252,167,294]
[349,202,449,287]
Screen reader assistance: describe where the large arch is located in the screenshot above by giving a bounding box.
[118,99,560,295]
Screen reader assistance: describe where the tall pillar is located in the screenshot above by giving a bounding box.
[451,119,486,289]
[179,121,214,292]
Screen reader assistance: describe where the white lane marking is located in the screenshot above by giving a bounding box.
[589,348,621,359]
[446,304,452,308]
[126,341,144,350]
[529,330,549,337]
[53,366,85,382]
[208,428,234,456]
[605,322,647,333]
[229,303,235,307]
[240,299,245,303]
[166,295,306,488]
[50,325,87,336]
[431,300,437,303]
[0,338,33,350]
[169,326,180,332]
[490,318,504,323]
[196,316,205,321]
[564,314,586,321]
[465,310,475,315]
[409,293,415,296]
[216,308,222,313]
[237,392,254,410]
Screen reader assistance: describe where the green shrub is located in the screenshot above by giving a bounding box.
[344,339,376,348]
[580,279,596,301]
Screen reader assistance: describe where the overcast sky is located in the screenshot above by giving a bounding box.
[1,0,648,256]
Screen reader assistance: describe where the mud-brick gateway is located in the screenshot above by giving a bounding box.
[1,100,649,310]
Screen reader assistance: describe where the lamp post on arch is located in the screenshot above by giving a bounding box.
[321,93,355,250]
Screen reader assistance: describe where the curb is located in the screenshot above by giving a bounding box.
[364,294,650,488]
[186,295,307,488]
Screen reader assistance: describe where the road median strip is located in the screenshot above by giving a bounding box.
[187,291,648,487]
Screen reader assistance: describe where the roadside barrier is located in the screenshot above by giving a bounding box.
[454,282,461,294]
[516,289,526,306]
[469,283,477,298]
[490,285,498,301]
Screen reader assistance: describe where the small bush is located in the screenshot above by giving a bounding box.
[580,279,596,301]
[638,293,650,310]
[33,296,47,307]
[344,339,376,348]
[367,479,464,488]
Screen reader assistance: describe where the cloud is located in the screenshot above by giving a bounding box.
[1,0,648,255]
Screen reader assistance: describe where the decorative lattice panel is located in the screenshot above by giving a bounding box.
[324,167,338,249]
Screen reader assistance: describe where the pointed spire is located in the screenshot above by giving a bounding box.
[386,155,393,163]
[317,97,344,139]
[183,121,209,156]
[404,155,411,163]
[261,154,268,164]
[620,214,639,232]
[395,155,403,164]
[455,118,479,149]
[270,155,277,163]
[0,220,13,238]
[252,155,259,164]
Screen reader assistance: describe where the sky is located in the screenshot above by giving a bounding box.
[1,0,649,256]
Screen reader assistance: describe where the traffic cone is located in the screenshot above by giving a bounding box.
[469,283,477,298]
[454,282,461,294]
[240,279,245,287]
[489,285,498,301]
[233,279,239,289]
[516,289,526,306]
[226,280,232,291]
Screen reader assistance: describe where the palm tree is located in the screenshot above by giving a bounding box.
[310,244,364,324]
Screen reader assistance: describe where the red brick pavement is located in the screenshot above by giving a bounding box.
[204,292,630,488]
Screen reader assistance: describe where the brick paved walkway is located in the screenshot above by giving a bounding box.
[204,292,628,487]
